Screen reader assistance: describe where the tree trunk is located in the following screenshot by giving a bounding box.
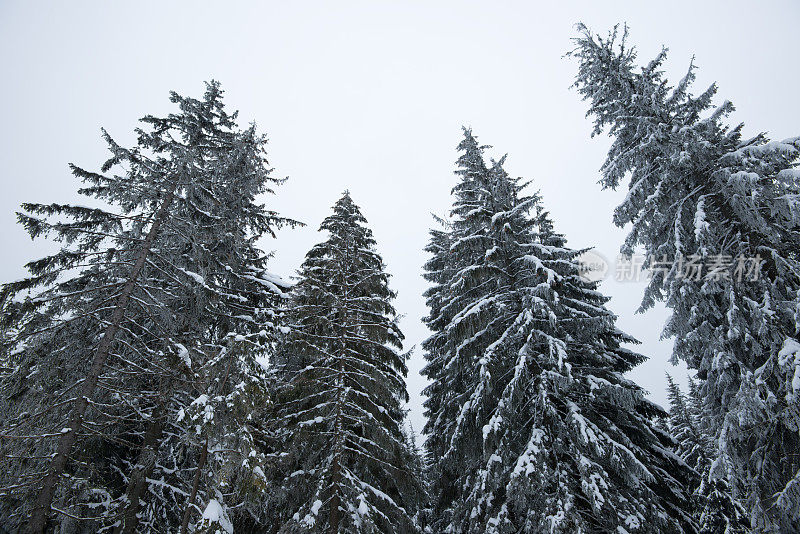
[328,240,350,534]
[28,180,179,534]
[179,436,208,534]
[113,402,167,534]
[328,454,341,534]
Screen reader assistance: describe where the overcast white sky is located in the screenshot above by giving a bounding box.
[2,1,798,433]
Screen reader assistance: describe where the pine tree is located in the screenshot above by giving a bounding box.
[571,24,800,531]
[404,423,433,532]
[666,377,707,481]
[666,376,747,533]
[421,131,499,531]
[265,192,424,533]
[0,81,299,532]
[422,128,696,533]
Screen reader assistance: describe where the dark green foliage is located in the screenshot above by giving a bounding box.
[265,193,425,533]
[666,377,748,534]
[422,129,696,533]
[0,81,298,532]
[571,24,800,531]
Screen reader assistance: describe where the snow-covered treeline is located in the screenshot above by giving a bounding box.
[1,20,799,532]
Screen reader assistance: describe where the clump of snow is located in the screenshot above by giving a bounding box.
[299,416,324,427]
[191,394,209,407]
[352,493,369,527]
[300,499,324,527]
[693,198,709,240]
[180,268,206,286]
[523,254,556,285]
[175,343,191,369]
[582,472,608,510]
[483,410,503,441]
[778,338,800,362]
[253,465,266,480]
[624,513,641,530]
[244,270,292,296]
[201,499,233,534]
[511,428,545,477]
[255,355,270,372]
[778,338,800,395]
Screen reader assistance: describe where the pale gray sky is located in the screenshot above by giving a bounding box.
[1,1,798,433]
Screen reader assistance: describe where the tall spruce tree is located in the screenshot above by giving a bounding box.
[0,81,299,532]
[666,376,747,534]
[422,129,696,533]
[571,24,800,531]
[265,192,424,533]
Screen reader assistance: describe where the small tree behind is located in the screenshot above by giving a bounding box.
[266,192,424,533]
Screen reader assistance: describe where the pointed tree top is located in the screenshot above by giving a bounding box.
[318,191,370,236]
[458,126,491,154]
[332,190,360,213]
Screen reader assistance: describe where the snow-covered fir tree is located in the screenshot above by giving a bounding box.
[666,376,747,534]
[421,128,696,533]
[264,192,425,533]
[0,81,299,533]
[403,423,433,532]
[571,24,800,531]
